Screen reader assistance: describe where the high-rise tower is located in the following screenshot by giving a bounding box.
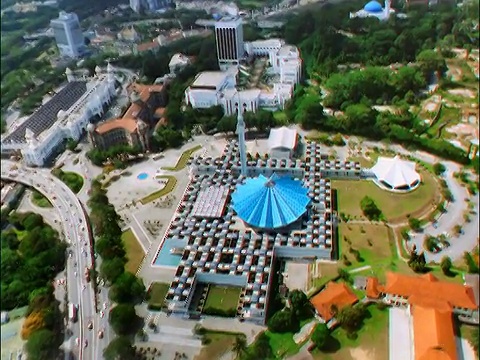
[50,11,85,58]
[236,100,247,177]
[214,16,244,70]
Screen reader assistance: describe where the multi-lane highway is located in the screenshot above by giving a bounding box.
[1,160,106,360]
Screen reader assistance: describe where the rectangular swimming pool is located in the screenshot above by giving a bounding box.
[153,238,185,267]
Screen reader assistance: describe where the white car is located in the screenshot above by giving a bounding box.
[75,338,80,347]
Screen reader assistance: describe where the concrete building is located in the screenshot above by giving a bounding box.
[130,0,172,13]
[349,0,394,21]
[268,127,298,159]
[215,16,244,70]
[1,66,117,166]
[185,39,302,115]
[88,82,166,152]
[169,53,192,74]
[50,11,85,58]
[158,139,366,324]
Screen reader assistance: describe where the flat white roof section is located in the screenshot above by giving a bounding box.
[191,71,228,89]
[268,127,297,150]
[191,186,230,218]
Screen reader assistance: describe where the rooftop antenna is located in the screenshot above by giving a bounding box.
[236,94,247,177]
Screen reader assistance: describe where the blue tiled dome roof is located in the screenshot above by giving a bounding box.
[364,0,383,12]
[231,173,311,229]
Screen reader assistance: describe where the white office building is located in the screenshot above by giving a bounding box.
[215,16,244,70]
[50,11,85,58]
[185,37,302,115]
[1,67,117,167]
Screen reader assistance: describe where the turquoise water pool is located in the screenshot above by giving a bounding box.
[137,172,148,180]
[153,238,185,267]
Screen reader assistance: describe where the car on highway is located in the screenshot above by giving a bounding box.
[84,340,88,348]
[75,338,80,347]
[88,320,93,330]
[98,330,104,339]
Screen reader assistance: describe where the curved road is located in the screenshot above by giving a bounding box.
[1,160,103,360]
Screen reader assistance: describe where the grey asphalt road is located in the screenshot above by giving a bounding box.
[1,160,100,360]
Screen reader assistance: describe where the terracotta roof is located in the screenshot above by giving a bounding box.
[366,277,383,299]
[95,118,138,135]
[384,272,477,310]
[154,107,166,118]
[136,41,160,52]
[412,304,457,360]
[128,83,164,102]
[310,282,358,322]
[123,103,143,119]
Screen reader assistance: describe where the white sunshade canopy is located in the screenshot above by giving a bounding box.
[268,127,297,150]
[371,156,421,190]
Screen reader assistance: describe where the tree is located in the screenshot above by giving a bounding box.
[408,249,427,273]
[21,311,45,340]
[416,49,447,79]
[22,213,44,231]
[25,329,59,360]
[109,304,141,335]
[288,290,312,320]
[109,272,146,304]
[433,162,446,175]
[335,304,366,335]
[267,309,297,333]
[440,256,452,276]
[337,268,352,284]
[100,257,126,284]
[360,196,383,221]
[103,336,136,360]
[408,217,422,232]
[311,323,330,350]
[454,224,463,236]
[232,335,247,358]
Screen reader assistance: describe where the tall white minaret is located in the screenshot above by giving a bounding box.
[384,0,391,19]
[236,98,247,177]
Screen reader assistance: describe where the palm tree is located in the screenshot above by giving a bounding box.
[232,336,247,359]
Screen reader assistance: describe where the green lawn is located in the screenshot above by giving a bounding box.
[312,305,389,360]
[333,170,439,223]
[338,223,394,270]
[161,145,202,171]
[52,169,84,193]
[31,190,52,208]
[196,331,242,360]
[204,286,241,312]
[148,282,170,308]
[265,330,302,358]
[121,229,145,274]
[346,156,374,168]
[139,175,177,205]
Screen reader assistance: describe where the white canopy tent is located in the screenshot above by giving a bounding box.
[370,156,421,191]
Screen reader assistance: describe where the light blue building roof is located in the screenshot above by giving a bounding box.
[364,0,383,12]
[231,173,311,229]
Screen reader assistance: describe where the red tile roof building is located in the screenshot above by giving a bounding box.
[310,282,358,322]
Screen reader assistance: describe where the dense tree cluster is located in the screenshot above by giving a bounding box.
[88,180,146,357]
[335,304,368,337]
[0,213,65,359]
[240,332,274,360]
[87,144,143,167]
[267,290,313,333]
[282,2,473,165]
[1,212,67,310]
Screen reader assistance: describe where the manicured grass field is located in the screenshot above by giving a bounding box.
[31,190,52,208]
[312,304,389,360]
[333,170,439,223]
[346,156,374,168]
[204,286,241,312]
[161,145,202,172]
[265,330,302,358]
[338,223,394,269]
[140,175,177,205]
[195,331,241,360]
[148,282,170,307]
[121,229,145,274]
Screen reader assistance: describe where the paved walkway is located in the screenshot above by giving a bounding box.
[389,307,412,360]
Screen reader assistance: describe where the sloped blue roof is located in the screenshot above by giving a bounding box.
[364,0,383,12]
[231,173,311,229]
